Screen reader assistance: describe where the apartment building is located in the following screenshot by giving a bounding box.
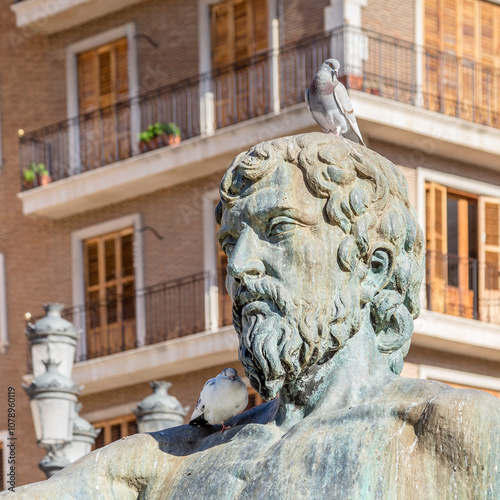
[0,0,499,488]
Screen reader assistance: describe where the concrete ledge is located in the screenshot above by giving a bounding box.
[413,309,500,362]
[17,104,315,219]
[72,326,239,395]
[352,91,500,170]
[11,0,147,34]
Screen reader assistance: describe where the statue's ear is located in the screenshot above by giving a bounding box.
[361,244,395,301]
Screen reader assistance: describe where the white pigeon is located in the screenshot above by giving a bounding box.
[189,367,248,432]
[305,58,365,146]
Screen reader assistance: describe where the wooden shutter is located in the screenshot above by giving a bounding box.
[425,182,447,313]
[211,2,233,68]
[210,0,269,129]
[252,0,268,53]
[93,415,137,450]
[478,197,500,324]
[78,38,130,169]
[84,228,136,358]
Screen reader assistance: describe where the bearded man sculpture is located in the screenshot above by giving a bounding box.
[5,133,499,499]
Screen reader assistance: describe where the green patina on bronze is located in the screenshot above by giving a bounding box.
[5,133,499,499]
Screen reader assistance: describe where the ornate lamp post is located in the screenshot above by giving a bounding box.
[133,381,189,433]
[23,360,81,448]
[23,303,99,478]
[25,303,80,379]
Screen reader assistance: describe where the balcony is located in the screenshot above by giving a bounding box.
[26,270,233,372]
[426,251,500,325]
[18,26,500,218]
[11,0,147,35]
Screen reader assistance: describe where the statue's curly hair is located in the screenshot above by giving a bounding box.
[216,132,424,375]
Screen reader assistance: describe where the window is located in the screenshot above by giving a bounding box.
[84,227,136,358]
[214,201,233,328]
[210,0,269,127]
[425,181,500,323]
[92,414,138,450]
[423,0,500,125]
[78,38,130,170]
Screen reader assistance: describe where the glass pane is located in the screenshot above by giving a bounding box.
[127,420,138,436]
[123,282,135,321]
[111,423,121,442]
[468,202,478,260]
[106,286,117,324]
[86,243,99,287]
[447,197,458,287]
[105,238,116,282]
[122,233,134,278]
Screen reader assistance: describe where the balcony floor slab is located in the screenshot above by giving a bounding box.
[72,326,239,395]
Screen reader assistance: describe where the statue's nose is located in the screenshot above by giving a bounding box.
[227,228,265,282]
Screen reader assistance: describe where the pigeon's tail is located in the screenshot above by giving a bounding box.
[343,127,365,146]
[189,415,207,427]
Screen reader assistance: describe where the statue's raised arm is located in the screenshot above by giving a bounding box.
[4,133,499,499]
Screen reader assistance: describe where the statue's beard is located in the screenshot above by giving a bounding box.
[232,277,359,401]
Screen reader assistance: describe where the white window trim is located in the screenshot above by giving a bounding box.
[198,0,279,135]
[71,214,145,360]
[203,188,221,331]
[0,254,8,354]
[419,365,500,392]
[66,23,140,175]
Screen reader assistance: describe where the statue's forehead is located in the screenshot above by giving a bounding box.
[221,162,324,228]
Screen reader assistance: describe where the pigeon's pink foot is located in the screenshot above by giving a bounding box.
[220,423,231,433]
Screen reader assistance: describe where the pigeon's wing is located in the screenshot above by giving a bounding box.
[305,87,327,131]
[333,83,365,145]
[189,378,216,425]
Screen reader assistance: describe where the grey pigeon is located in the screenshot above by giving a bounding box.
[306,58,365,145]
[189,367,248,432]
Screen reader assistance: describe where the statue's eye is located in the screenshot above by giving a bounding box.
[222,240,236,256]
[268,217,302,238]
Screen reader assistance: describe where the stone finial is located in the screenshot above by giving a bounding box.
[133,381,189,433]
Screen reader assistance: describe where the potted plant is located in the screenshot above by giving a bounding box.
[164,122,181,145]
[138,122,181,152]
[23,165,35,189]
[23,162,52,188]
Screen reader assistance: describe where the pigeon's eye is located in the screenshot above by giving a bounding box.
[328,63,333,67]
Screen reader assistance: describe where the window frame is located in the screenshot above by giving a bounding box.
[418,167,500,314]
[91,414,137,450]
[72,214,145,361]
[66,23,140,175]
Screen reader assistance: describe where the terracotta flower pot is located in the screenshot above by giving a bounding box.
[168,135,181,146]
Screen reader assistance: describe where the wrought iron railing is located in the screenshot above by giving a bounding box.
[26,270,233,368]
[19,25,500,190]
[426,251,500,324]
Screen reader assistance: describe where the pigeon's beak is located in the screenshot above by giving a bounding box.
[229,375,236,381]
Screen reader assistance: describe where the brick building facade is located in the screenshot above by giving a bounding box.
[0,0,499,489]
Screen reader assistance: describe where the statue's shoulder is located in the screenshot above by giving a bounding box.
[401,378,500,464]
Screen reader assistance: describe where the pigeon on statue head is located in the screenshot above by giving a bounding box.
[306,58,365,146]
[189,367,248,433]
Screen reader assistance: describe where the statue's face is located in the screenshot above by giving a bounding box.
[218,162,355,399]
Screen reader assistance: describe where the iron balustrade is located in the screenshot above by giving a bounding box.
[26,270,233,369]
[426,251,500,324]
[19,25,500,190]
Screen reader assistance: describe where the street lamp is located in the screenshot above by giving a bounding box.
[133,381,189,433]
[23,360,81,448]
[25,303,80,379]
[23,303,99,478]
